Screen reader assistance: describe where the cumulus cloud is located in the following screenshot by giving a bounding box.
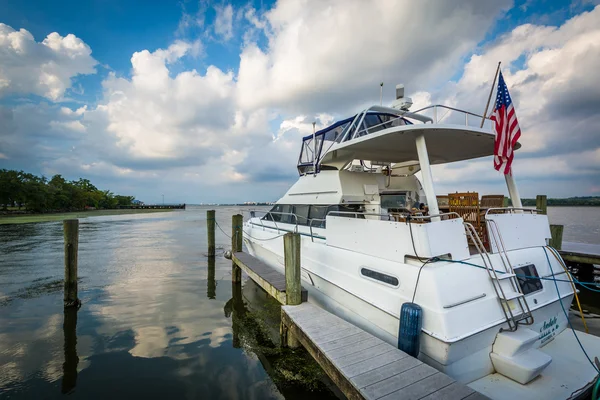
[0,23,97,100]
[236,0,511,115]
[86,39,233,169]
[419,6,600,196]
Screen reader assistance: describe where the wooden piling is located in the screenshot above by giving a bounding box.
[207,255,216,299]
[232,214,243,283]
[207,209,216,257]
[284,233,302,306]
[63,219,79,308]
[283,232,302,348]
[536,195,547,215]
[550,224,564,250]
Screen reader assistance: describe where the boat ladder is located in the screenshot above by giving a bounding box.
[464,222,534,331]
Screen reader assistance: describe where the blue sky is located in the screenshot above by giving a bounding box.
[0,0,599,203]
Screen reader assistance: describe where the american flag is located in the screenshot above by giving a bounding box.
[490,72,521,174]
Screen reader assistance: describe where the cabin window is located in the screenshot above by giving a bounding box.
[263,204,366,227]
[360,268,399,286]
[514,264,543,295]
[264,204,293,223]
[292,205,310,225]
[309,205,328,228]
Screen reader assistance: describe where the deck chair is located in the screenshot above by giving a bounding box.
[480,195,505,212]
[449,192,487,248]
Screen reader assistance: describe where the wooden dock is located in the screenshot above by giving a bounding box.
[232,251,307,304]
[559,241,600,265]
[281,303,486,400]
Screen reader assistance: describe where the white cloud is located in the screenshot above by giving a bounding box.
[214,4,234,41]
[236,0,511,115]
[0,24,97,100]
[419,6,600,196]
[84,39,240,171]
[49,120,86,133]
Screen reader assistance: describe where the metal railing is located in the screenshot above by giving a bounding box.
[246,208,468,243]
[338,105,433,143]
[409,104,492,127]
[245,210,300,234]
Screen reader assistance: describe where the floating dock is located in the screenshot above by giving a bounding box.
[281,303,486,400]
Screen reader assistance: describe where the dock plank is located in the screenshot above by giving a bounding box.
[320,332,373,352]
[351,356,421,389]
[326,337,382,359]
[281,303,487,400]
[334,343,393,368]
[342,350,407,378]
[232,251,307,304]
[420,382,475,400]
[311,325,366,344]
[361,364,438,399]
[379,372,454,400]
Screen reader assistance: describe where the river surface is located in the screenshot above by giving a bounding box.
[0,206,598,399]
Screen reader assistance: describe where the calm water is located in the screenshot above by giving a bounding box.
[546,206,600,245]
[0,206,598,399]
[0,206,336,399]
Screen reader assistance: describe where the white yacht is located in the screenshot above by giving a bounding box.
[243,86,600,399]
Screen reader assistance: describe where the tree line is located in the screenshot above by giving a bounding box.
[0,169,135,213]
[522,196,600,207]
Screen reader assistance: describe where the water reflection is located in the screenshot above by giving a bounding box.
[207,256,216,300]
[61,308,78,394]
[224,280,339,399]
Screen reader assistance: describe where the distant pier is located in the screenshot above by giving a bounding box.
[118,204,186,210]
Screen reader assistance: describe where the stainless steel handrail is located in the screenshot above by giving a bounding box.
[410,104,491,125]
[350,115,402,141]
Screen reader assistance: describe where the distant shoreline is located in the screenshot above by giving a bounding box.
[0,208,175,225]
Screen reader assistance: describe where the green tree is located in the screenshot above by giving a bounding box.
[0,169,23,209]
[48,174,72,210]
[114,195,135,207]
[98,190,118,209]
[21,173,48,212]
[0,169,141,212]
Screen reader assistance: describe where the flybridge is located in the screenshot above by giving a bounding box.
[297,110,414,175]
[296,84,508,176]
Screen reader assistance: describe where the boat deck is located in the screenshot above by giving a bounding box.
[281,303,487,400]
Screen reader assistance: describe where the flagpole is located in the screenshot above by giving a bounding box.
[480,62,501,128]
[505,169,522,208]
